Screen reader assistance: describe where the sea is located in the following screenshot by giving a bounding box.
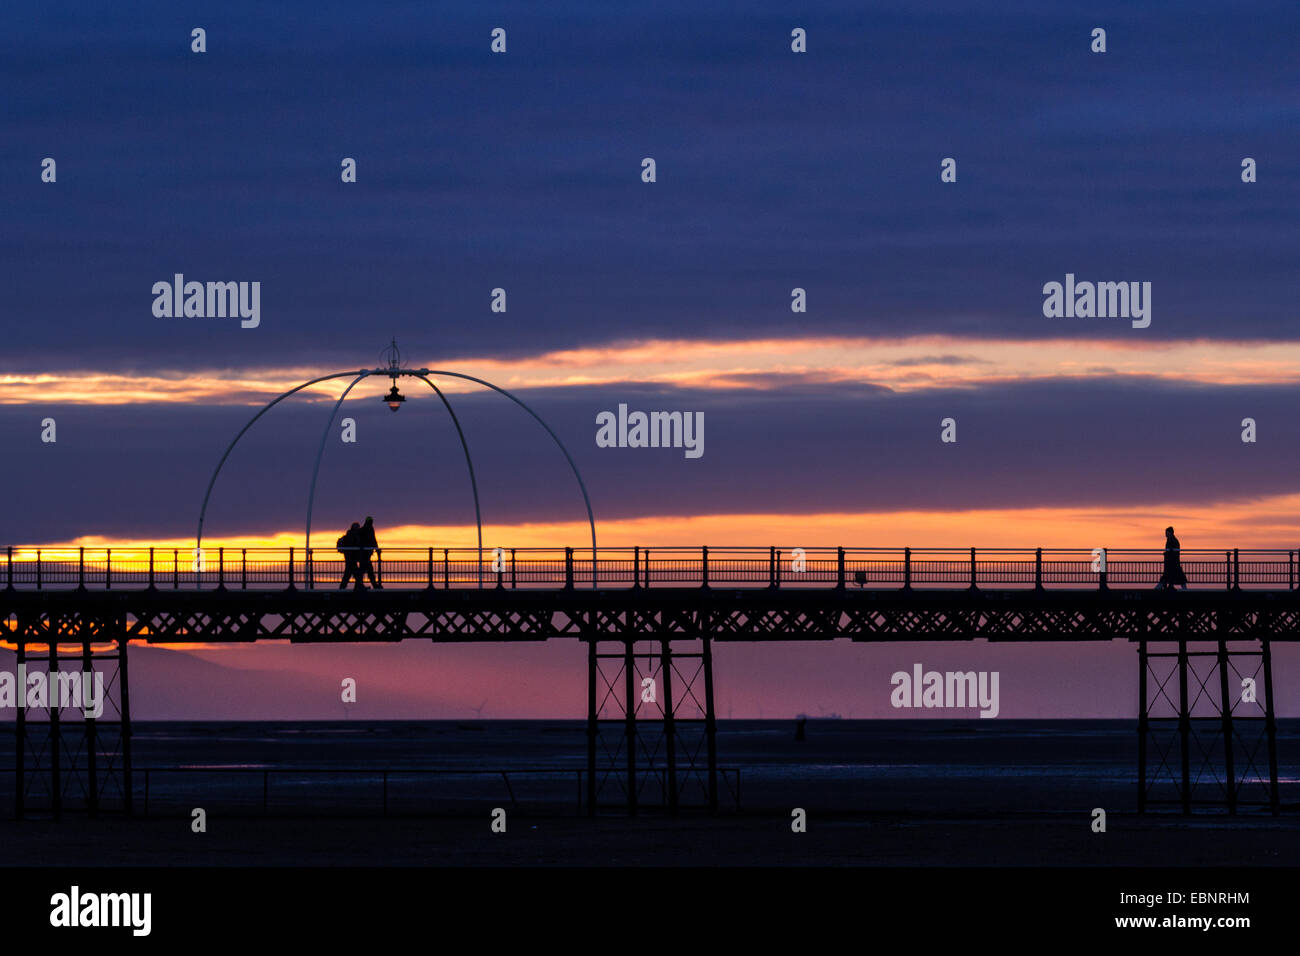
[3,719,1296,818]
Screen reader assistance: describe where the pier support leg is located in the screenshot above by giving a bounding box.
[624,639,637,816]
[49,638,61,820]
[1137,641,1147,814]
[14,638,24,820]
[585,629,725,814]
[1178,640,1190,815]
[586,639,597,817]
[119,632,133,817]
[83,637,98,818]
[1139,639,1278,814]
[702,635,718,813]
[1262,639,1280,815]
[661,638,678,815]
[1217,640,1236,815]
[12,611,131,819]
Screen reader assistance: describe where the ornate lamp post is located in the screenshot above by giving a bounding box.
[380,339,406,411]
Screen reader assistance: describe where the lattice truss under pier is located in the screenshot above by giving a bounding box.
[1139,640,1279,814]
[10,611,132,818]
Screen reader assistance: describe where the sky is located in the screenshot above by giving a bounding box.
[2,1,1298,718]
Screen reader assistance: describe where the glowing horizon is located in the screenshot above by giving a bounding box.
[18,487,1300,552]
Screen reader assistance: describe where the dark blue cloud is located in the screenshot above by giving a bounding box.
[4,377,1299,542]
[2,0,1297,376]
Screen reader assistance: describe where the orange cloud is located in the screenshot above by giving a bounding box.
[8,335,1300,405]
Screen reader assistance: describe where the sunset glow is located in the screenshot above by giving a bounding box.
[28,489,1300,553]
[8,335,1300,405]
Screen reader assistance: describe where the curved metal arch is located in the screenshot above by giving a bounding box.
[303,369,372,555]
[421,368,597,588]
[414,374,484,584]
[196,370,366,547]
[301,372,486,585]
[196,365,597,589]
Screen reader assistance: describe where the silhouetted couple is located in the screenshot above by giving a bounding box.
[337,516,382,590]
[1156,526,1188,591]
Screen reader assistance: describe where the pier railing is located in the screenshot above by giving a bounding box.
[1,546,1297,592]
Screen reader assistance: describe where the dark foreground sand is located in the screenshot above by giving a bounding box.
[2,811,1296,866]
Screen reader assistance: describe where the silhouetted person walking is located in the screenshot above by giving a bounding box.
[1157,526,1188,591]
[338,522,365,590]
[358,515,381,589]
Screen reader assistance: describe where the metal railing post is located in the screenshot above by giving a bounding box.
[307,548,314,590]
[218,547,225,590]
[6,546,12,590]
[702,546,709,588]
[241,548,247,590]
[1233,548,1240,590]
[376,548,382,588]
[173,549,178,589]
[1225,551,1231,590]
[427,547,434,589]
[633,547,641,588]
[903,548,911,590]
[769,546,777,588]
[78,546,85,589]
[443,548,449,589]
[1035,548,1042,589]
[511,549,517,589]
[148,547,155,589]
[105,548,112,590]
[36,549,42,590]
[837,547,845,589]
[565,548,574,589]
[969,547,976,589]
